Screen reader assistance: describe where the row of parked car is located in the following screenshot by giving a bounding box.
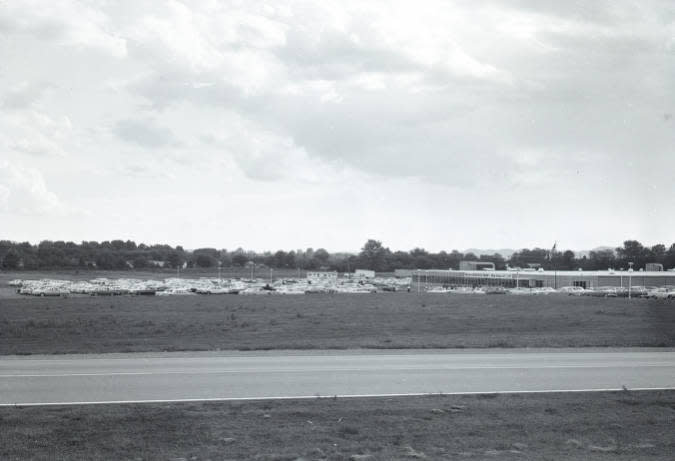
[425,285,675,298]
[8,276,412,297]
[428,286,557,295]
[560,285,675,298]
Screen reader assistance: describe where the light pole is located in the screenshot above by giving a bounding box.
[628,262,634,299]
[417,269,421,293]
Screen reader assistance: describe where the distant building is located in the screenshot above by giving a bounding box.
[394,269,414,278]
[646,263,663,272]
[459,261,496,271]
[354,269,375,279]
[410,268,675,289]
[307,271,338,282]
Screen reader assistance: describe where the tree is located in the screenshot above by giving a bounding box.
[194,254,216,268]
[410,248,433,269]
[664,244,675,270]
[509,248,550,268]
[314,248,330,264]
[2,249,21,269]
[271,250,287,268]
[132,256,148,269]
[650,244,666,263]
[358,239,391,271]
[192,248,219,268]
[560,250,576,270]
[616,240,648,269]
[166,251,184,269]
[232,251,249,267]
[480,253,506,270]
[588,249,616,270]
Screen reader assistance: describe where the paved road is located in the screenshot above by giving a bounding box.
[1,349,674,405]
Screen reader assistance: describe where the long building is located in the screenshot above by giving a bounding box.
[410,269,675,289]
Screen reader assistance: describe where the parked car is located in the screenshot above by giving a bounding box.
[559,286,586,295]
[647,288,671,299]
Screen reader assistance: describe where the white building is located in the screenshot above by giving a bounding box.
[307,271,338,282]
[354,269,376,279]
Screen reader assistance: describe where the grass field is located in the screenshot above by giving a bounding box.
[2,390,674,460]
[1,290,674,354]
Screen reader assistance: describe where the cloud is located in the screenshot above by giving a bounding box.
[116,162,176,180]
[201,117,347,183]
[0,82,51,110]
[1,1,673,249]
[10,136,65,157]
[0,161,73,216]
[0,0,127,57]
[1,110,72,157]
[113,118,180,148]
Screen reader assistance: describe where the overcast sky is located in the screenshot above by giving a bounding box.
[1,1,673,252]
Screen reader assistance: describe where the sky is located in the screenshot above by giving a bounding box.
[0,0,674,253]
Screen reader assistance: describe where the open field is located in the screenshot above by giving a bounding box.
[1,290,674,354]
[2,390,674,460]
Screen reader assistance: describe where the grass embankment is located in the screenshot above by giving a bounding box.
[1,293,674,354]
[2,391,674,460]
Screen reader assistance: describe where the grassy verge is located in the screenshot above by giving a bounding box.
[2,391,674,460]
[1,293,674,354]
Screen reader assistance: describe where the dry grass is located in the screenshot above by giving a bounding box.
[0,290,674,354]
[2,390,674,460]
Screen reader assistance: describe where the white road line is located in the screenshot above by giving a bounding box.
[2,363,674,378]
[2,387,674,407]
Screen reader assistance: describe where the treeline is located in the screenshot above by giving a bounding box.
[0,239,673,272]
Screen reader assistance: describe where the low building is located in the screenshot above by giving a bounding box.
[646,263,664,272]
[354,269,375,279]
[307,271,338,282]
[409,268,675,289]
[459,261,496,271]
[394,269,414,278]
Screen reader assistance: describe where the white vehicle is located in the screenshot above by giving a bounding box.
[508,288,534,295]
[558,286,586,295]
[648,288,671,299]
[427,286,451,293]
[156,288,195,296]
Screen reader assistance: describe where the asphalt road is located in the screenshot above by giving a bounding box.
[2,349,674,405]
